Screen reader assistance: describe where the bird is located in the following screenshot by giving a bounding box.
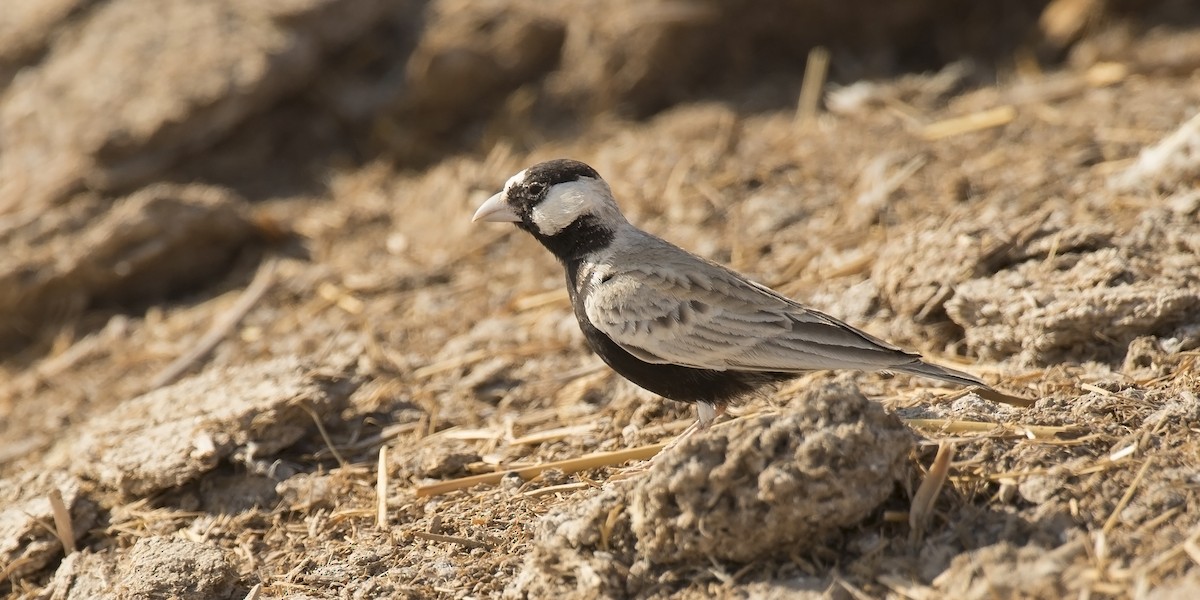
[472,158,993,433]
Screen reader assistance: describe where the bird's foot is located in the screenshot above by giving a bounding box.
[654,403,727,459]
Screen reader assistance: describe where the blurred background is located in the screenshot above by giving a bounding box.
[2,0,1198,359]
[3,1,1200,598]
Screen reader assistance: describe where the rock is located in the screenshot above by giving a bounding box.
[1122,335,1167,377]
[1017,468,1067,505]
[0,183,253,353]
[72,356,358,497]
[0,0,412,214]
[547,0,1039,117]
[276,472,338,512]
[951,274,1200,365]
[408,444,482,480]
[0,0,88,89]
[393,1,565,137]
[0,472,95,579]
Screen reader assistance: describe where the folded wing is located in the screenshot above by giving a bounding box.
[584,265,925,374]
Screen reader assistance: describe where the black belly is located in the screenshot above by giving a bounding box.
[573,301,794,406]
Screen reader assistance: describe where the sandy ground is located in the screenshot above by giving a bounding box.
[2,0,1200,598]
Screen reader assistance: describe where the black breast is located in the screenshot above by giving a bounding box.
[563,261,794,406]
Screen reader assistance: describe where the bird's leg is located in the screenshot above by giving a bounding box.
[696,402,726,430]
[659,402,726,456]
[618,403,728,477]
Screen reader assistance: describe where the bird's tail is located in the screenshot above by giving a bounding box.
[893,360,992,390]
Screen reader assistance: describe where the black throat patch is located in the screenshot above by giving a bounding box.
[529,215,614,263]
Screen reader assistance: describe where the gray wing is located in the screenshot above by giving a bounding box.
[583,263,921,374]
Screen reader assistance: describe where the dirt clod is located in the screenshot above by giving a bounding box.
[115,537,238,599]
[47,536,238,600]
[505,487,639,599]
[932,538,1085,600]
[509,382,912,596]
[946,210,1200,365]
[72,356,358,497]
[632,382,913,564]
[0,472,94,579]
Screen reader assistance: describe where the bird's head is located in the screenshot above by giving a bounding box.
[473,159,627,259]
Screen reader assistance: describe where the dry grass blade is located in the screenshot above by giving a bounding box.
[512,289,569,312]
[411,531,491,550]
[1184,538,1200,568]
[413,344,557,379]
[1111,110,1200,191]
[796,46,831,127]
[376,446,389,530]
[520,482,590,498]
[986,445,1139,482]
[415,443,667,497]
[1080,382,1113,396]
[316,281,364,315]
[836,574,880,600]
[300,403,348,469]
[412,349,494,379]
[147,258,277,391]
[48,488,75,554]
[429,427,499,442]
[1085,62,1128,87]
[904,418,1079,440]
[1039,0,1102,48]
[910,441,956,544]
[509,423,596,445]
[877,573,935,600]
[1103,457,1153,535]
[821,252,876,279]
[243,584,262,600]
[920,105,1017,140]
[972,386,1036,408]
[850,154,927,232]
[600,503,625,551]
[0,556,37,583]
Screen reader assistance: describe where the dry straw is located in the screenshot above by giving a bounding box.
[415,413,1076,497]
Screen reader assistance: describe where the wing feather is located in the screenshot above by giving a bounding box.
[584,264,916,373]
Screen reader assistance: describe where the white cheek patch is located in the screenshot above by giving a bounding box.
[530,177,623,236]
[531,180,591,235]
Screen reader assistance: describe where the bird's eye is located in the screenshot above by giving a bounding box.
[526,182,546,196]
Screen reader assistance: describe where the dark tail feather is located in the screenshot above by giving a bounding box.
[893,360,992,390]
[894,360,1036,407]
